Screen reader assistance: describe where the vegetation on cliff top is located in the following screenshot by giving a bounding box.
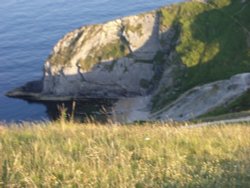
[79,40,130,71]
[49,24,131,71]
[153,0,250,111]
[0,120,250,187]
[46,0,250,116]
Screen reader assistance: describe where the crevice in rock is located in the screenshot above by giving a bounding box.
[59,68,65,77]
[76,61,87,82]
[120,21,133,55]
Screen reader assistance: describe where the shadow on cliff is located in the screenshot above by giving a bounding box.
[150,0,250,111]
[8,0,250,121]
[8,11,170,121]
[43,12,164,98]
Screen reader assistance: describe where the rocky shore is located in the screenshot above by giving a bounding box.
[7,0,250,122]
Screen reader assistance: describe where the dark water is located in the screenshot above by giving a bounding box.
[0,0,182,122]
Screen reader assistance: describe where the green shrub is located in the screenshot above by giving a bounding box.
[153,0,250,111]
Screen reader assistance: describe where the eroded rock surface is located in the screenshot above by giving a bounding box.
[43,11,166,97]
[151,73,250,121]
[7,0,250,122]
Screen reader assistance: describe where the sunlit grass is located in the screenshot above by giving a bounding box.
[0,120,249,187]
[153,0,250,111]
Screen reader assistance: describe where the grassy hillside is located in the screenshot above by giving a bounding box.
[153,0,250,111]
[0,121,250,187]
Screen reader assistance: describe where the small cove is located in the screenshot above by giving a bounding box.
[0,0,183,122]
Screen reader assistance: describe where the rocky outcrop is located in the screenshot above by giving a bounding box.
[7,8,177,101]
[42,11,167,98]
[151,73,250,121]
[112,73,250,122]
[112,96,151,123]
[7,0,250,122]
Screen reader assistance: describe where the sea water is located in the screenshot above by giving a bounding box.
[0,0,182,122]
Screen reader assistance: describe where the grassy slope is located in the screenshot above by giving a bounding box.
[200,89,250,118]
[0,121,250,187]
[152,0,250,111]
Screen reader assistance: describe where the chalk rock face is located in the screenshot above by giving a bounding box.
[152,73,250,121]
[6,0,250,122]
[43,11,164,97]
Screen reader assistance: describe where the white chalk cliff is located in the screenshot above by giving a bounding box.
[43,11,165,97]
[7,0,250,122]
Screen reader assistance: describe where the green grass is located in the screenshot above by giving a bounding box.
[79,40,130,71]
[140,79,151,89]
[153,0,250,111]
[197,111,250,122]
[0,121,250,187]
[125,23,143,36]
[49,24,130,71]
[49,29,87,67]
[200,89,250,118]
[49,48,73,67]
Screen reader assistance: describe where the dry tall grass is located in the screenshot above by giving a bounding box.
[0,121,249,187]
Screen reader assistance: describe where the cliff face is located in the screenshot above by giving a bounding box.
[43,11,177,98]
[152,73,250,121]
[112,74,250,122]
[7,0,250,121]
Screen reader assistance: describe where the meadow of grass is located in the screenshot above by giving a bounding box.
[0,120,249,187]
[152,0,250,111]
